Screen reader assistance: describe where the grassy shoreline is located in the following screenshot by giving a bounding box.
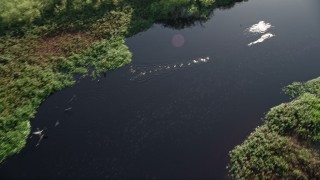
[0,4,134,162]
[0,0,221,163]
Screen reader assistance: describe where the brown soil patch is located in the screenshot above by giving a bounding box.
[33,32,97,61]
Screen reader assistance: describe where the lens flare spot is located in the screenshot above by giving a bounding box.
[171,34,185,48]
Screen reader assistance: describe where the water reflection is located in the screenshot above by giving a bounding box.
[156,0,247,29]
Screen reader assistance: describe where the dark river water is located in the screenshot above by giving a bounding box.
[1,0,320,179]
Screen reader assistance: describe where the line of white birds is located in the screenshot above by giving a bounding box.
[130,57,210,77]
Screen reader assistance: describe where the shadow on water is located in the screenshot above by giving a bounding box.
[125,0,247,36]
[156,0,248,29]
[1,0,320,179]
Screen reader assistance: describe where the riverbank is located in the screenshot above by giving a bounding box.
[229,78,320,179]
[0,0,221,163]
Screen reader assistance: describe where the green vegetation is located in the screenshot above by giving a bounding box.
[0,1,134,162]
[58,36,132,76]
[1,0,245,163]
[7,1,316,178]
[229,78,320,179]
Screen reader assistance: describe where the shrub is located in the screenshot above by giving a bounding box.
[230,77,320,178]
[229,126,320,179]
[284,77,320,98]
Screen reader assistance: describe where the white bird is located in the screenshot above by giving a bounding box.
[68,95,77,103]
[33,128,43,135]
[55,120,60,127]
[64,107,72,112]
[130,69,136,73]
[33,128,46,147]
[36,134,45,147]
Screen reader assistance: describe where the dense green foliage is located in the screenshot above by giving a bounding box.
[284,77,320,98]
[0,0,117,28]
[229,126,320,179]
[266,93,320,141]
[229,78,320,179]
[0,5,133,161]
[1,0,245,163]
[59,36,132,76]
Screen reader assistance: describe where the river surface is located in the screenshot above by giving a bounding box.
[1,0,320,179]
